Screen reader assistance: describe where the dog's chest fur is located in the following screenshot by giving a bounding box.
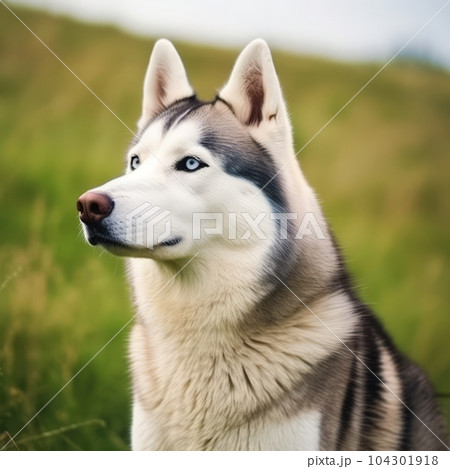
[129,283,356,450]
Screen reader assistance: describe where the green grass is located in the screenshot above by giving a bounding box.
[0,7,449,450]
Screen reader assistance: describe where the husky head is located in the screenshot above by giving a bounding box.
[77,39,325,274]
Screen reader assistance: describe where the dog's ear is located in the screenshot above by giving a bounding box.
[138,39,194,128]
[218,39,287,128]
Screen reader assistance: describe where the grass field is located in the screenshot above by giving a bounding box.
[0,6,449,450]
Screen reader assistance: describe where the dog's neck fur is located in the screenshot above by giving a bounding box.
[128,250,355,450]
[128,245,278,333]
[126,211,353,448]
[127,249,351,438]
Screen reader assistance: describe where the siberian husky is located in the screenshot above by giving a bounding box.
[77,39,447,450]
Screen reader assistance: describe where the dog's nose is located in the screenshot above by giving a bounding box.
[76,191,114,225]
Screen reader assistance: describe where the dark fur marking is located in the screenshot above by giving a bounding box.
[244,66,264,126]
[133,95,199,146]
[399,372,414,450]
[199,131,286,212]
[202,437,213,450]
[162,96,206,133]
[275,378,289,393]
[227,373,235,391]
[183,378,192,392]
[242,366,255,394]
[199,127,295,288]
[396,358,448,450]
[337,355,357,450]
[359,325,383,450]
[349,298,447,450]
[327,230,358,298]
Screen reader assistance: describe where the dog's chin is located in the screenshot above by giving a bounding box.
[87,233,186,259]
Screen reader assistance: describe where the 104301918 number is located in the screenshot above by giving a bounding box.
[368,455,439,466]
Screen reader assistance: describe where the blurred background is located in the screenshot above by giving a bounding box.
[0,0,449,451]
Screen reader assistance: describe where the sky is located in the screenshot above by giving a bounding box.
[9,0,450,69]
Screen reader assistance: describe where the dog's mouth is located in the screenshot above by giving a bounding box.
[156,237,182,248]
[88,233,182,251]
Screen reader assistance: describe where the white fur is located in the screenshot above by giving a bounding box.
[132,399,321,451]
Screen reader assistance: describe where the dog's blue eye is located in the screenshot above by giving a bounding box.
[185,157,200,171]
[130,155,140,171]
[176,156,208,172]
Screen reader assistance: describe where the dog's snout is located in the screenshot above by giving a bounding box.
[77,191,114,225]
